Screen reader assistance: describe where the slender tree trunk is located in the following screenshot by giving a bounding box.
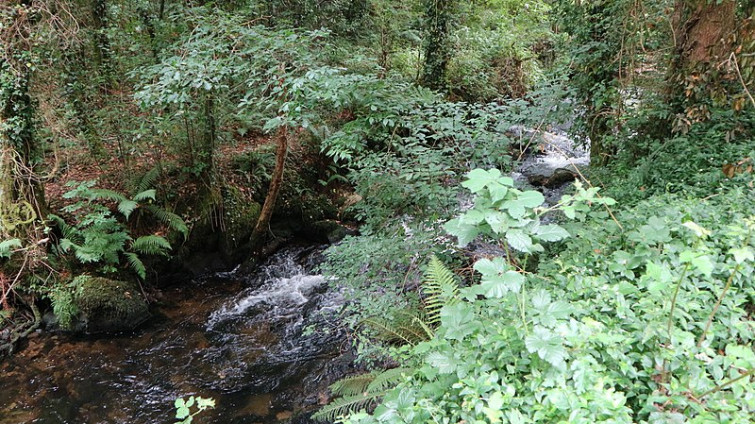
[200,94,216,187]
[250,127,288,250]
[89,0,115,87]
[421,0,455,91]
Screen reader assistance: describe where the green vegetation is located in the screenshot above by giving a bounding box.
[1,0,754,422]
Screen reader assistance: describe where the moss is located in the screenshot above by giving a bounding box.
[72,275,149,333]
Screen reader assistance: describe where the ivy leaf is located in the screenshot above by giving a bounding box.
[506,229,533,253]
[535,224,570,242]
[525,326,568,368]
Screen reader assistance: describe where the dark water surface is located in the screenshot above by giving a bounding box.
[1,246,350,424]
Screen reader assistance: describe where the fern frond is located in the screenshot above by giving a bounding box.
[421,255,459,326]
[362,311,431,346]
[118,199,139,219]
[145,205,189,238]
[132,189,156,202]
[310,392,382,422]
[49,214,84,245]
[365,368,412,394]
[131,235,171,256]
[125,252,147,280]
[88,188,128,203]
[0,238,22,259]
[329,372,377,397]
[132,166,161,194]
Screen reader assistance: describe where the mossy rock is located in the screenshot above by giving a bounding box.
[72,275,149,333]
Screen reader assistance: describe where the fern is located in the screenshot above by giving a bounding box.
[362,310,432,346]
[124,252,147,280]
[311,392,383,422]
[88,188,128,203]
[365,367,412,393]
[0,238,22,259]
[313,368,412,422]
[132,189,157,202]
[130,166,161,194]
[145,205,189,238]
[49,214,84,245]
[421,255,459,326]
[131,235,171,256]
[118,199,139,219]
[329,372,378,396]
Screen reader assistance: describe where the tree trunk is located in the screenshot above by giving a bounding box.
[1,1,48,238]
[91,0,114,84]
[250,127,288,250]
[421,0,455,91]
[666,0,737,117]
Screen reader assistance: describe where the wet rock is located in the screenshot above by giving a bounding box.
[516,130,588,188]
[301,219,358,244]
[68,275,150,334]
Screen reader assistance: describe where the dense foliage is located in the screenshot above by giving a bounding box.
[1,0,753,422]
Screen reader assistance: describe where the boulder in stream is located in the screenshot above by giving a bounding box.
[53,275,150,334]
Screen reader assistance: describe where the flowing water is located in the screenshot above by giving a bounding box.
[0,245,351,424]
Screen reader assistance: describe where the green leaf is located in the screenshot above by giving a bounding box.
[517,190,545,208]
[444,218,480,247]
[473,257,510,276]
[118,199,139,219]
[503,200,526,219]
[484,211,509,234]
[731,247,754,264]
[525,326,568,368]
[479,271,525,297]
[132,189,157,202]
[175,406,190,420]
[426,351,457,374]
[462,169,503,193]
[535,224,570,242]
[506,229,533,253]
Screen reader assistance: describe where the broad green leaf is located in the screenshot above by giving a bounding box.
[426,352,457,374]
[462,168,502,193]
[525,326,568,368]
[517,190,545,208]
[484,211,509,234]
[503,201,526,219]
[487,182,509,203]
[730,247,754,264]
[473,257,510,276]
[479,270,525,297]
[536,224,570,242]
[506,229,533,253]
[444,218,480,247]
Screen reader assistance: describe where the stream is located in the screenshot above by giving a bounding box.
[0,245,351,424]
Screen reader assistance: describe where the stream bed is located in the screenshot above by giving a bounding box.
[1,245,351,424]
